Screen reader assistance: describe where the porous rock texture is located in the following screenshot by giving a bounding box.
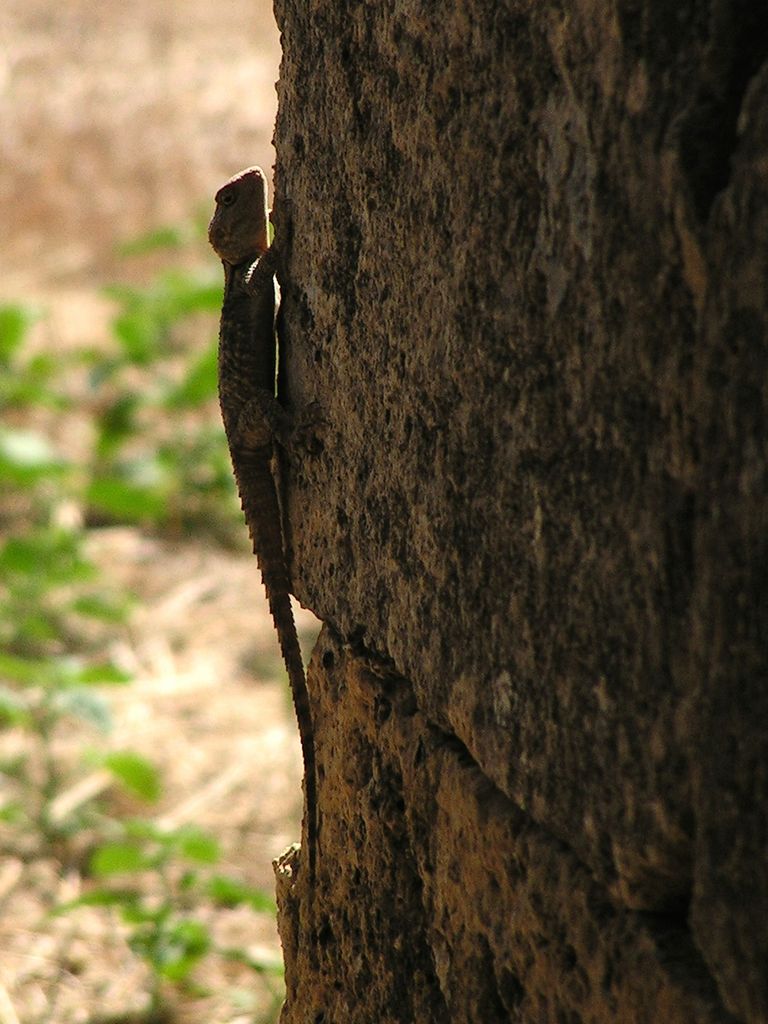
[268,1,768,1021]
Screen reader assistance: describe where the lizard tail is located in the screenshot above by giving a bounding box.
[234,451,318,884]
[266,583,318,885]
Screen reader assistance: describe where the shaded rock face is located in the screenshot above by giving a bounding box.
[270,1,768,1020]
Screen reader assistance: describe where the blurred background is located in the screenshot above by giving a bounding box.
[0,3,314,1022]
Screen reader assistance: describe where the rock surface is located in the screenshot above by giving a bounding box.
[271,1,768,1020]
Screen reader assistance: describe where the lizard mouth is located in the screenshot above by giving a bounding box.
[208,217,267,266]
[207,218,230,259]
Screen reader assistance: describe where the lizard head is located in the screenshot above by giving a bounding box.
[208,166,270,265]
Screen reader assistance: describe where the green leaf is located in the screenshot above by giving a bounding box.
[207,874,275,912]
[108,302,160,365]
[160,269,222,315]
[0,684,31,724]
[105,269,221,367]
[0,530,94,585]
[90,841,152,876]
[0,428,68,484]
[117,224,190,257]
[122,817,162,842]
[53,887,141,915]
[93,394,141,459]
[103,751,161,802]
[86,477,168,523]
[150,918,210,981]
[5,610,60,647]
[122,902,166,926]
[164,341,218,408]
[0,751,27,776]
[178,869,198,893]
[25,352,58,381]
[0,801,25,825]
[71,593,133,624]
[0,304,39,364]
[0,651,53,686]
[0,428,54,463]
[176,827,219,865]
[19,657,129,692]
[0,354,61,409]
[75,662,131,685]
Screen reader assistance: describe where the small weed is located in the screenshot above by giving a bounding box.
[0,214,282,1020]
[55,819,282,1012]
[86,260,241,537]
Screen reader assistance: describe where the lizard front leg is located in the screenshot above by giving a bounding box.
[242,245,279,295]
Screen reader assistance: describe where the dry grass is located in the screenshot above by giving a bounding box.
[0,529,317,1023]
[0,3,314,1021]
[0,0,281,288]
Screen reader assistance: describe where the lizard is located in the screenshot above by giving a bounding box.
[208,165,317,884]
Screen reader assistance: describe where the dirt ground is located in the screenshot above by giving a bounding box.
[0,3,316,1022]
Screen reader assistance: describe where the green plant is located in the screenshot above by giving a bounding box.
[0,224,284,1019]
[0,303,134,846]
[0,650,131,847]
[84,246,241,538]
[0,303,58,409]
[56,818,283,1010]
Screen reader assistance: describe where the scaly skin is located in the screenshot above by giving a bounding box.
[209,166,317,884]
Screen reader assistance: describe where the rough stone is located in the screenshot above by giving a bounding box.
[270,1,768,1020]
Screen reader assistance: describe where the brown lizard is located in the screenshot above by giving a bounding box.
[208,165,317,883]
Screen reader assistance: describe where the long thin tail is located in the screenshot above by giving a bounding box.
[234,450,317,883]
[266,584,317,883]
